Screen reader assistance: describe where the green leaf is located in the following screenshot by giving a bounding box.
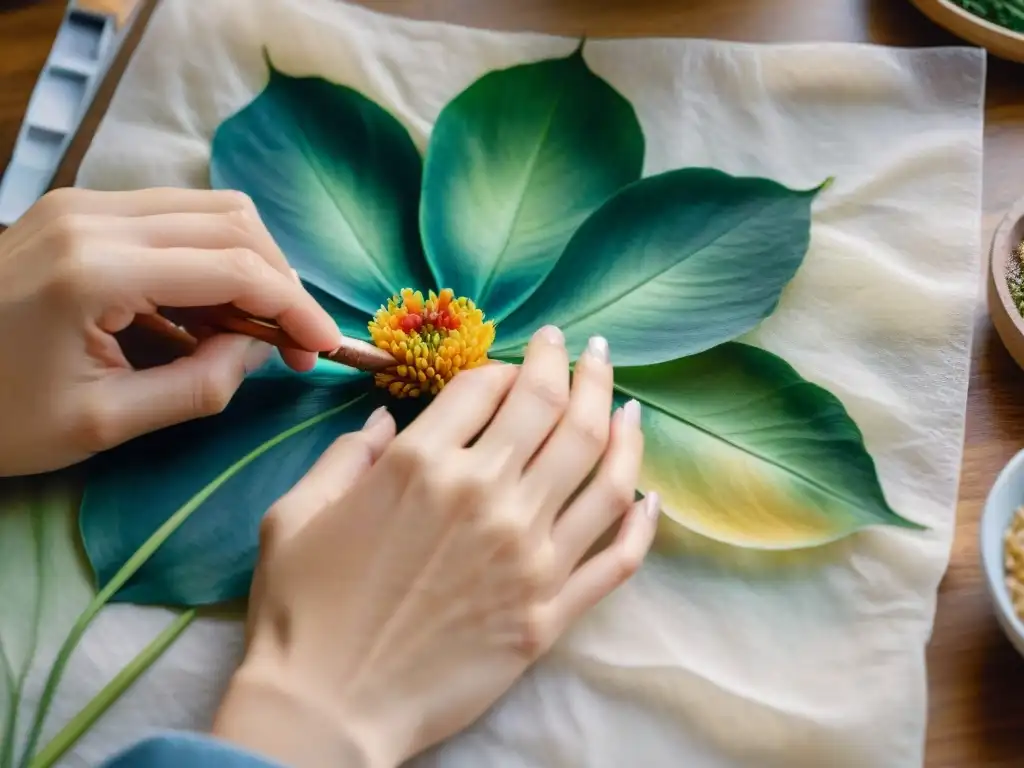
[614,343,923,549]
[420,46,644,321]
[78,377,377,607]
[210,59,434,316]
[494,169,828,365]
[0,480,93,768]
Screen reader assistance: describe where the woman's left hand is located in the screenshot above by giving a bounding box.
[0,187,340,477]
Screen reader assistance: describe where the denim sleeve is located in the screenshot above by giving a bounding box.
[100,732,284,768]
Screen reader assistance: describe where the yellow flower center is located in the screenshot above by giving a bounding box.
[367,288,495,399]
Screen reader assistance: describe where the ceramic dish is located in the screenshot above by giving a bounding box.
[910,0,1024,63]
[981,449,1024,656]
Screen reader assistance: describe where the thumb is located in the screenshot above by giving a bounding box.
[94,334,272,449]
[261,406,396,544]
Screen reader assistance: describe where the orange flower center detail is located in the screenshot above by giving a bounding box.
[367,288,495,398]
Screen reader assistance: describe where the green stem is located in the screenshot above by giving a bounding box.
[3,501,47,768]
[18,395,365,766]
[27,610,197,768]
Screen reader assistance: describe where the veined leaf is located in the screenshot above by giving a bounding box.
[614,343,923,549]
[420,46,644,321]
[494,169,828,365]
[0,480,93,768]
[79,378,378,607]
[210,60,434,316]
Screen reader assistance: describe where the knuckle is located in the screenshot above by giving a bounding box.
[218,189,257,214]
[258,506,286,552]
[483,513,530,553]
[223,207,258,240]
[565,411,609,453]
[47,212,91,251]
[600,471,638,513]
[224,246,267,277]
[612,546,644,584]
[36,187,80,217]
[518,545,555,595]
[72,396,116,455]
[44,238,92,302]
[526,374,569,412]
[514,606,552,659]
[387,435,433,475]
[192,366,242,417]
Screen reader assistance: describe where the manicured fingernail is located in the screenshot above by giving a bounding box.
[585,335,609,364]
[536,325,564,346]
[363,405,390,430]
[622,398,641,428]
[644,492,661,521]
[243,341,273,374]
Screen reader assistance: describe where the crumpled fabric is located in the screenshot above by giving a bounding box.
[27,1,984,765]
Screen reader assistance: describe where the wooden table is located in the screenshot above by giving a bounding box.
[2,0,1023,764]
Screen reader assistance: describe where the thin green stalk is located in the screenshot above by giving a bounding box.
[19,395,366,766]
[27,610,197,768]
[2,506,46,768]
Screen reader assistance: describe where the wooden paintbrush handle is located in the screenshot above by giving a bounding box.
[130,308,398,373]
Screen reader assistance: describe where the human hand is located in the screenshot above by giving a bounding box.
[212,326,658,768]
[0,187,340,476]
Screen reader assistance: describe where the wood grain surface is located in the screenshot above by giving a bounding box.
[3,1,1024,765]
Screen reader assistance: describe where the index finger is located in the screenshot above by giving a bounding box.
[400,363,519,448]
[100,245,342,353]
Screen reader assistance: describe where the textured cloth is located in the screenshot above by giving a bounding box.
[25,1,985,765]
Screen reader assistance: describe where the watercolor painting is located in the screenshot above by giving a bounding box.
[76,47,923,611]
[6,45,929,766]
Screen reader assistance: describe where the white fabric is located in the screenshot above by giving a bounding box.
[25,1,985,765]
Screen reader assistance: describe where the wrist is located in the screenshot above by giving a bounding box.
[212,660,398,768]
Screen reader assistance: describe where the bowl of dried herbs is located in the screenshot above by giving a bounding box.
[910,0,1024,62]
[989,197,1024,370]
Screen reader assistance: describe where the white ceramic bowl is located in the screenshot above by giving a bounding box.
[981,449,1024,657]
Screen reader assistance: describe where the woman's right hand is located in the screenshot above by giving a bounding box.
[212,326,658,768]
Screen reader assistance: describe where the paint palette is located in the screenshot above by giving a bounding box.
[0,3,119,226]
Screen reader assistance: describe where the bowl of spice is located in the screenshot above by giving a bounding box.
[982,449,1024,656]
[909,0,1024,62]
[989,196,1024,371]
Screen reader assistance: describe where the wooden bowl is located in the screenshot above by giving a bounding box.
[909,0,1024,63]
[989,196,1024,369]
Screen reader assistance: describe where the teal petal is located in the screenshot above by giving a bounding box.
[210,60,434,315]
[79,378,377,607]
[420,47,643,321]
[494,169,828,365]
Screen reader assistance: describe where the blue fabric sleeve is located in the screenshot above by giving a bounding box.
[100,732,285,768]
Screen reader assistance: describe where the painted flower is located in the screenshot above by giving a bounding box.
[79,48,922,608]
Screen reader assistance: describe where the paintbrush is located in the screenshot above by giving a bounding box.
[131,305,398,373]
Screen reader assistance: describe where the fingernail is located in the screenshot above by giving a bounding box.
[585,335,609,363]
[535,325,564,346]
[644,492,661,521]
[363,405,390,430]
[622,398,641,428]
[243,341,273,374]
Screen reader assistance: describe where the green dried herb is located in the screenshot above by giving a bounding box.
[1008,241,1024,317]
[952,0,1024,32]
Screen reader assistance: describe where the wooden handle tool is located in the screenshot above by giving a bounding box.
[131,306,397,373]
